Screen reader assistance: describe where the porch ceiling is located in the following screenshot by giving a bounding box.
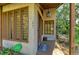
[0,3,8,6]
[0,3,62,9]
[39,3,62,9]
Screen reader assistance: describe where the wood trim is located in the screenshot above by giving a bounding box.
[13,11,16,40]
[3,39,28,43]
[7,12,9,39]
[44,20,54,34]
[36,4,44,11]
[6,12,8,39]
[36,5,44,21]
[3,4,30,12]
[69,3,75,55]
[19,10,22,40]
[0,6,2,50]
[43,20,44,35]
[36,5,45,35]
[12,11,16,40]
[54,18,56,37]
[3,13,7,39]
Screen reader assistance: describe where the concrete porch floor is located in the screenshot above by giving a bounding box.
[36,40,64,55]
[36,40,55,55]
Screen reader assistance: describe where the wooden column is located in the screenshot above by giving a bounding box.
[0,6,2,50]
[69,3,75,55]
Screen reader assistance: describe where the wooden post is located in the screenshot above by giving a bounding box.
[0,6,2,50]
[69,3,75,55]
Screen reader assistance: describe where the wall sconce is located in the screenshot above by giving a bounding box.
[46,9,51,17]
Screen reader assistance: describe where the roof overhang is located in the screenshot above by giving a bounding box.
[40,3,63,9]
[0,3,8,7]
[0,3,62,9]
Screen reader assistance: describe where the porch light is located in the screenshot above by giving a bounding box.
[46,9,51,17]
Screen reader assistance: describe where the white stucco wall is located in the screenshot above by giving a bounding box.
[2,3,38,55]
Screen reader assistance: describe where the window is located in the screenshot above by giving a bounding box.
[3,7,28,42]
[8,11,14,39]
[15,10,22,40]
[21,8,28,40]
[44,20,54,35]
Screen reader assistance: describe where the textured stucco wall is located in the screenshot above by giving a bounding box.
[2,3,38,55]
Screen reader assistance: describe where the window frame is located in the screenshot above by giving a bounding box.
[44,20,54,35]
[2,7,29,42]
